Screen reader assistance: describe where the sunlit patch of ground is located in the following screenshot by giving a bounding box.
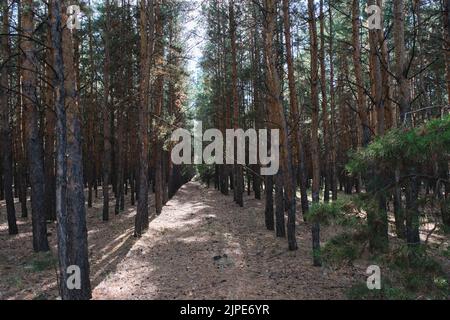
[93,182,359,300]
[0,189,145,300]
[2,183,448,300]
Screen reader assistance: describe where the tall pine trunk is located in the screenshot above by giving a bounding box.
[86,1,95,208]
[275,170,286,237]
[102,0,112,221]
[1,1,18,235]
[229,0,244,207]
[53,0,92,300]
[15,8,28,219]
[154,0,164,215]
[328,7,338,201]
[319,0,330,203]
[62,2,91,298]
[393,0,420,247]
[21,0,49,252]
[352,0,371,147]
[263,0,297,251]
[282,0,309,215]
[308,0,321,265]
[44,4,56,221]
[135,0,153,237]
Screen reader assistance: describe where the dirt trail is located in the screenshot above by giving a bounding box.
[93,182,357,300]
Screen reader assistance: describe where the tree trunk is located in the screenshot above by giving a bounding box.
[251,5,262,201]
[308,0,321,265]
[115,107,124,215]
[282,0,309,215]
[44,3,56,221]
[328,6,338,201]
[21,0,49,252]
[263,0,297,251]
[62,2,91,298]
[154,0,164,215]
[275,170,286,237]
[52,0,92,300]
[352,0,371,147]
[135,0,153,237]
[377,0,392,130]
[319,0,330,203]
[229,0,244,207]
[1,1,18,235]
[393,0,420,247]
[86,0,95,208]
[15,11,28,219]
[102,0,112,222]
[265,175,274,231]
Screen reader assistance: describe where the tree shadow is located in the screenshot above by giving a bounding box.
[93,182,353,300]
[0,190,158,300]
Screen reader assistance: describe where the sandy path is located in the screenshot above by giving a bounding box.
[93,181,357,300]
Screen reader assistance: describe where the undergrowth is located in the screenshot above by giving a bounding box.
[346,246,449,300]
[24,252,57,273]
[312,195,449,300]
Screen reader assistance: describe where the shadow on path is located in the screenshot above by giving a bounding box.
[93,182,355,300]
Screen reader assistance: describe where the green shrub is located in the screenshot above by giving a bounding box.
[442,246,450,258]
[24,252,57,273]
[347,116,450,175]
[385,245,442,274]
[380,245,449,299]
[304,198,361,227]
[322,231,367,266]
[346,280,414,300]
[304,201,341,224]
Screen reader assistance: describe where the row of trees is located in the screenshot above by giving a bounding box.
[1,0,449,299]
[1,0,192,299]
[196,0,450,263]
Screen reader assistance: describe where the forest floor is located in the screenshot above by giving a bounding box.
[92,182,360,299]
[1,181,448,300]
[0,188,142,300]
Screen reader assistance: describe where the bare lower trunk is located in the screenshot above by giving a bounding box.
[308,0,321,264]
[263,0,297,251]
[102,1,112,221]
[53,0,92,299]
[229,0,244,208]
[275,171,286,238]
[21,0,49,252]
[135,0,153,237]
[328,7,338,201]
[393,0,420,247]
[282,0,308,214]
[1,2,18,235]
[319,0,330,203]
[154,0,164,215]
[265,175,274,231]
